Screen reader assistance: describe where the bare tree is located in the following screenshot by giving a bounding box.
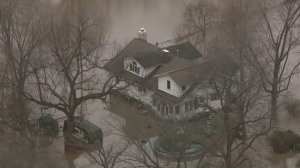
[24,11,126,143]
[214,0,264,141]
[198,55,271,168]
[0,0,45,146]
[176,0,217,56]
[247,0,300,120]
[86,141,131,168]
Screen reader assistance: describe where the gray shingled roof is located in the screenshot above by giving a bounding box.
[164,42,202,60]
[105,38,159,75]
[132,50,164,68]
[168,68,195,86]
[154,57,193,77]
[166,60,216,87]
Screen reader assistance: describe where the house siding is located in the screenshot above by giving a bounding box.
[157,75,189,97]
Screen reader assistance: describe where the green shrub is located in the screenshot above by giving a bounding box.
[268,130,300,153]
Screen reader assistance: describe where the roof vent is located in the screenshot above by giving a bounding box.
[138,28,147,41]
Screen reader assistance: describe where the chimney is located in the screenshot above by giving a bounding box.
[162,49,171,63]
[138,28,147,41]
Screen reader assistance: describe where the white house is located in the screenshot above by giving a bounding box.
[106,28,222,120]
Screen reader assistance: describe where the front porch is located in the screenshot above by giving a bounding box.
[151,93,213,120]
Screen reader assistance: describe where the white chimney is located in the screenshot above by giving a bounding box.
[138,28,147,41]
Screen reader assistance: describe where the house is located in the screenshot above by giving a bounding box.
[106,28,222,120]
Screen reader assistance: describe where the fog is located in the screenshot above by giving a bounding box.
[44,0,253,44]
[46,0,197,44]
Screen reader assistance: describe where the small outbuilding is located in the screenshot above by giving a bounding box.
[39,114,59,136]
[64,118,103,144]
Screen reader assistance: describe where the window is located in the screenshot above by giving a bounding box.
[185,102,189,112]
[84,133,89,141]
[182,85,186,91]
[129,61,140,74]
[137,86,143,92]
[74,127,80,134]
[175,105,180,114]
[153,97,157,106]
[169,106,173,114]
[135,66,140,74]
[130,64,134,71]
[165,106,169,115]
[137,85,146,93]
[161,104,165,114]
[167,80,171,89]
[199,97,205,103]
[157,103,161,111]
[194,99,199,109]
[211,93,218,101]
[189,101,194,111]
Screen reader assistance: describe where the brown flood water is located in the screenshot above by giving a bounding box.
[1,0,300,167]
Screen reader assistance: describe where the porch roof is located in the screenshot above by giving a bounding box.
[151,84,198,105]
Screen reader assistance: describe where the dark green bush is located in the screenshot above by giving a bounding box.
[268,130,300,153]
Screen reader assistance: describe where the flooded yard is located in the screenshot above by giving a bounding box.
[1,0,300,168]
[1,94,300,167]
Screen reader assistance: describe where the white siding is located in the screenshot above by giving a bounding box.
[157,75,189,97]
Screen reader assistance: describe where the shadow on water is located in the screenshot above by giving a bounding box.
[0,132,102,168]
[268,152,300,168]
[0,133,69,168]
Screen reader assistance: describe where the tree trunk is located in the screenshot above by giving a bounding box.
[225,138,233,168]
[225,154,232,168]
[66,154,76,168]
[271,92,278,121]
[65,116,75,143]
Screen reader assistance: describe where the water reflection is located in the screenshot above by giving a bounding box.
[0,133,68,168]
[269,152,300,168]
[6,0,285,167]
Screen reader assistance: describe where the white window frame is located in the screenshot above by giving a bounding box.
[129,61,140,74]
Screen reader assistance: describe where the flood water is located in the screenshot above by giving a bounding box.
[1,1,196,167]
[2,0,300,167]
[47,0,196,44]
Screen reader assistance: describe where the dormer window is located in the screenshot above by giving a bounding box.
[129,61,140,74]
